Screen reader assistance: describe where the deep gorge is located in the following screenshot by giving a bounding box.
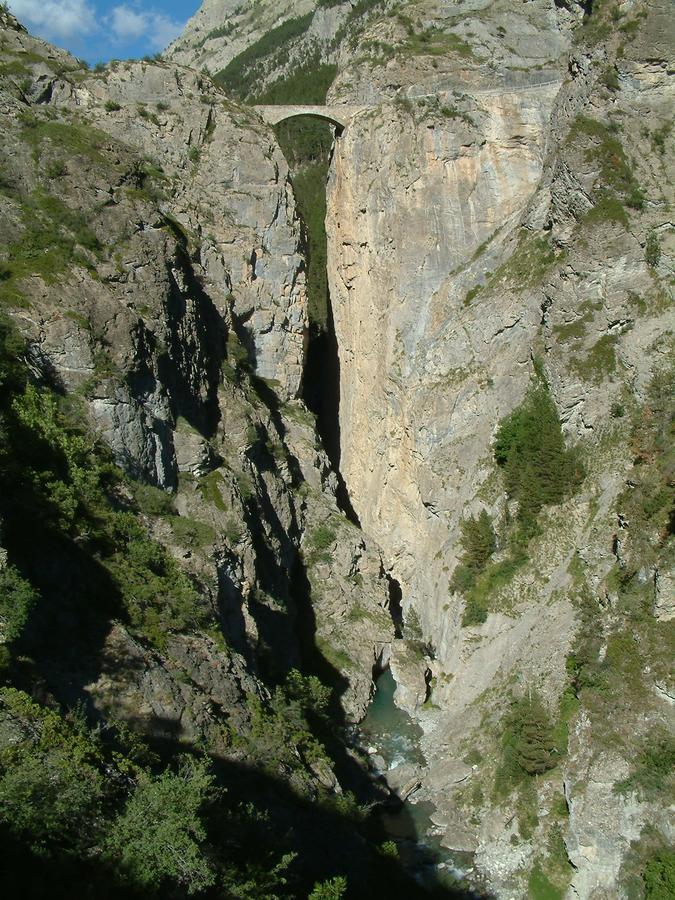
[0,3,673,899]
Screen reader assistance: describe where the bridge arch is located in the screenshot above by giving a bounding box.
[254,104,364,132]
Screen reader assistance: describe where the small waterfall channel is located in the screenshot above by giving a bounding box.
[357,667,475,892]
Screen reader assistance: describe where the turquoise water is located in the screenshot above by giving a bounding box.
[359,667,473,889]
[358,667,426,769]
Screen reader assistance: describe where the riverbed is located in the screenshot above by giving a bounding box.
[359,667,475,892]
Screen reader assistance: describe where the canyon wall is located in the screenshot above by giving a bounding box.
[325,0,674,895]
[1,1,673,897]
[0,9,392,744]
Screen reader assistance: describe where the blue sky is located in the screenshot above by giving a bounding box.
[7,0,202,64]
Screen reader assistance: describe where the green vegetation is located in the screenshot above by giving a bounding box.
[645,230,661,268]
[242,670,332,777]
[0,114,120,307]
[643,849,675,899]
[528,864,564,900]
[273,117,333,329]
[494,233,557,288]
[459,553,527,626]
[214,13,314,99]
[450,511,498,625]
[568,115,644,226]
[0,566,37,668]
[8,382,210,650]
[402,27,473,60]
[309,876,348,898]
[580,0,624,45]
[615,728,675,800]
[0,687,300,897]
[571,333,617,383]
[169,515,217,549]
[306,523,337,563]
[247,48,338,333]
[494,370,583,538]
[467,233,559,306]
[254,57,338,106]
[616,363,674,574]
[19,113,110,165]
[105,758,216,894]
[453,370,583,625]
[0,189,101,306]
[0,310,431,897]
[498,693,557,788]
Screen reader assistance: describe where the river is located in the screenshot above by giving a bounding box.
[358,667,476,894]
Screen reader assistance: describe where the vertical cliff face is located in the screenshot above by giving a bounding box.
[2,1,673,896]
[323,0,674,895]
[326,81,561,626]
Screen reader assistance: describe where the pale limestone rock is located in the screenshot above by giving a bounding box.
[654,566,675,621]
[389,641,430,716]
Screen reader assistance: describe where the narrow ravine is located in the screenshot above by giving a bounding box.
[277,114,476,895]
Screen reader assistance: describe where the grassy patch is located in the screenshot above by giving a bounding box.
[402,27,474,59]
[571,333,617,383]
[0,189,101,306]
[20,114,111,166]
[198,470,229,512]
[569,115,644,224]
[169,515,217,549]
[614,728,675,800]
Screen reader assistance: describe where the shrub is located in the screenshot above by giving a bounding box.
[500,693,557,785]
[569,116,644,222]
[450,509,496,596]
[105,758,216,894]
[0,689,107,855]
[104,100,121,112]
[615,728,675,799]
[45,159,67,179]
[645,231,661,268]
[309,876,348,899]
[494,372,583,536]
[309,524,337,552]
[643,850,675,899]
[0,565,38,646]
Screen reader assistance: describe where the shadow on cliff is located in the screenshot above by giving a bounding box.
[303,297,361,525]
[102,709,483,900]
[157,243,227,440]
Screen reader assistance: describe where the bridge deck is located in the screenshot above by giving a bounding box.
[253,105,366,128]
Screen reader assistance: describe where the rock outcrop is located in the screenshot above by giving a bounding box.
[0,7,393,741]
[319,0,674,895]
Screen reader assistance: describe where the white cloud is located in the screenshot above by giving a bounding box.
[107,4,185,51]
[7,0,186,53]
[8,0,97,40]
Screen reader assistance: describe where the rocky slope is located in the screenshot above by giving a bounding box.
[176,0,673,895]
[1,1,673,898]
[0,9,415,897]
[321,0,674,897]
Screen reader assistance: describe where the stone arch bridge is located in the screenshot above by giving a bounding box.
[254,105,367,131]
